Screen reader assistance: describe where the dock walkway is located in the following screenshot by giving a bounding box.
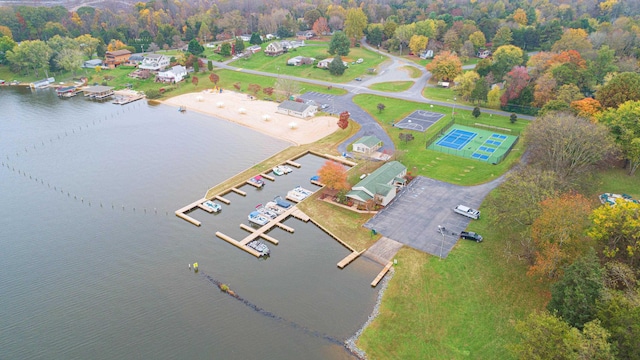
[363,237,403,265]
[371,261,393,287]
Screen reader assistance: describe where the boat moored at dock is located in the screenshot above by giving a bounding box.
[248,211,270,226]
[247,240,270,256]
[203,200,222,213]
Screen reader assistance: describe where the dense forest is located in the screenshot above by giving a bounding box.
[1,1,640,358]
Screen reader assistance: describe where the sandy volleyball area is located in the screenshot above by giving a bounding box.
[163,91,338,145]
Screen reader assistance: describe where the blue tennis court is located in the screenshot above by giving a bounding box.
[491,134,507,140]
[435,129,477,150]
[471,153,490,160]
[478,146,496,153]
[485,139,502,146]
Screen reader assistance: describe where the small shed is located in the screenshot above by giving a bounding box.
[276,100,317,118]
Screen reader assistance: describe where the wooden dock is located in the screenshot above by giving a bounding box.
[246,179,262,188]
[371,261,393,287]
[175,198,208,226]
[337,249,365,269]
[291,209,310,222]
[286,160,301,168]
[230,187,246,196]
[310,180,324,187]
[197,203,215,213]
[275,222,294,233]
[286,194,300,203]
[260,173,275,181]
[216,231,261,257]
[215,195,230,204]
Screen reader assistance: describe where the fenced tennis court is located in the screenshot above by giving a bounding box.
[427,125,519,164]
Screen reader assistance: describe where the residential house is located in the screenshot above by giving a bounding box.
[127,54,144,65]
[477,49,492,59]
[104,49,131,68]
[287,56,315,66]
[276,100,317,118]
[352,135,383,155]
[83,59,103,68]
[138,54,170,71]
[419,49,434,59]
[317,57,349,69]
[155,65,187,83]
[296,30,314,40]
[288,40,305,48]
[346,161,407,207]
[246,45,261,54]
[239,34,251,42]
[264,42,285,56]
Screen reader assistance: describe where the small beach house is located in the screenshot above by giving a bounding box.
[276,100,317,118]
[352,136,383,155]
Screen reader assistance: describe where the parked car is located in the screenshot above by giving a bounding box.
[355,77,362,81]
[453,205,480,219]
[356,58,364,64]
[320,103,329,110]
[460,231,483,242]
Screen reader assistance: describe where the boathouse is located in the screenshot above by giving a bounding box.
[346,161,407,207]
[83,85,114,100]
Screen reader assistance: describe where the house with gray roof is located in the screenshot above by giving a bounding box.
[352,135,383,155]
[276,100,317,118]
[346,161,407,206]
[139,54,170,71]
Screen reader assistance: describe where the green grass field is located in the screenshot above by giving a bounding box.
[428,125,519,164]
[358,202,549,359]
[368,81,414,92]
[229,44,385,83]
[352,94,529,185]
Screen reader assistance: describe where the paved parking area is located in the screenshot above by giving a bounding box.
[364,176,500,258]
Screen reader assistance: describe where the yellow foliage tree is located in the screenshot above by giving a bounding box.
[487,86,502,108]
[588,200,640,269]
[408,35,428,55]
[453,70,480,101]
[513,8,528,26]
[107,40,127,52]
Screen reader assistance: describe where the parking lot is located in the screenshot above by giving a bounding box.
[364,176,501,258]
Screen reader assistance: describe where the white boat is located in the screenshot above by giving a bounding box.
[256,204,278,219]
[203,200,221,213]
[287,190,307,201]
[247,240,270,256]
[281,165,293,174]
[272,166,284,176]
[292,186,313,196]
[265,201,285,215]
[248,211,269,226]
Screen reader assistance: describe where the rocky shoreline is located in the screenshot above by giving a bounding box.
[345,267,395,359]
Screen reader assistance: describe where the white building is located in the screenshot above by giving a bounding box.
[156,65,187,83]
[139,54,170,71]
[276,100,317,118]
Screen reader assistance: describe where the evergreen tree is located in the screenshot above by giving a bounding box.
[328,31,350,56]
[328,56,346,76]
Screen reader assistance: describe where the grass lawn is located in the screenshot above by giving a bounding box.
[592,167,640,199]
[368,81,414,92]
[401,66,422,79]
[229,44,385,82]
[358,201,549,359]
[352,94,529,185]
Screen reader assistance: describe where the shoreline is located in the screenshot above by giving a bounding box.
[161,90,339,146]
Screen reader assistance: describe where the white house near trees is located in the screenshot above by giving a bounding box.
[139,54,170,71]
[156,65,187,83]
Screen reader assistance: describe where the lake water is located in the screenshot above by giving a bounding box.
[0,87,382,359]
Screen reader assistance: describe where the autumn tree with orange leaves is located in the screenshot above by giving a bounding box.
[317,161,349,192]
[528,193,593,280]
[570,98,603,120]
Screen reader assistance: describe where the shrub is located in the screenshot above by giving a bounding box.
[145,89,160,99]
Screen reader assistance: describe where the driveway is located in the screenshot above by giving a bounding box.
[364,176,503,258]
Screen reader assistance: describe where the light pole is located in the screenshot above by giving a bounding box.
[438,225,445,259]
[447,97,457,120]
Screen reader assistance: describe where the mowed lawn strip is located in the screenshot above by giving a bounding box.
[368,81,414,92]
[358,203,549,359]
[352,94,529,185]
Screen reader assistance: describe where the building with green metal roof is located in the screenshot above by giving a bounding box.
[352,135,383,155]
[346,161,407,206]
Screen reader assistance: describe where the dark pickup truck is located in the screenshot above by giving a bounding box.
[460,231,483,242]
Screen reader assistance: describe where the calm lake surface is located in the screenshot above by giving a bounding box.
[0,87,382,359]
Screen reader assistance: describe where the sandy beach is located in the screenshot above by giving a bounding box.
[163,91,338,145]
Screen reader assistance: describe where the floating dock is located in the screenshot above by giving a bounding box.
[310,179,324,187]
[174,198,207,226]
[285,160,301,168]
[260,173,275,181]
[246,179,262,188]
[215,195,230,204]
[371,261,393,287]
